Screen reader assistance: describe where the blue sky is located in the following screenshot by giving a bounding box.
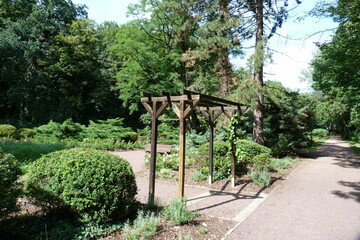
[72,0,338,92]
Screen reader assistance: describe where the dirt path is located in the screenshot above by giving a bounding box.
[225,136,360,240]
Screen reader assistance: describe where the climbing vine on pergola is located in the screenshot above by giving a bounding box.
[141,90,247,205]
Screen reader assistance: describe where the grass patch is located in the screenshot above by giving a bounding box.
[347,141,360,157]
[0,140,66,165]
[162,198,197,226]
[122,210,161,240]
[307,136,330,152]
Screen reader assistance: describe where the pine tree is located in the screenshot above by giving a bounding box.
[244,0,302,144]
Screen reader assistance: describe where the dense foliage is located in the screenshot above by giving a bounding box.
[0,150,22,218]
[25,148,138,223]
[0,0,126,126]
[311,0,360,140]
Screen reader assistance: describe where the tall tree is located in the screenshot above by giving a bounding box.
[244,0,301,144]
[184,0,246,96]
[112,21,183,113]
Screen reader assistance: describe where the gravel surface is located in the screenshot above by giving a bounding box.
[110,137,360,240]
[225,137,360,240]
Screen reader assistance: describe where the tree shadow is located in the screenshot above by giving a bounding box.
[191,176,281,213]
[0,211,80,240]
[331,181,360,204]
[306,139,360,169]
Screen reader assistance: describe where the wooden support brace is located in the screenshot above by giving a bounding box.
[141,102,153,115]
[171,102,181,118]
[184,99,200,119]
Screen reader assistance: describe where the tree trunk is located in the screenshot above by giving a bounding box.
[252,0,265,145]
[218,0,234,97]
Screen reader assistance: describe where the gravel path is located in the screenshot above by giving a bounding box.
[111,136,360,240]
[225,136,360,240]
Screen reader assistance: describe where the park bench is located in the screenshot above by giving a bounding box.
[145,144,172,154]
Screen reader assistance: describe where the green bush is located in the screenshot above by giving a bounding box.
[0,124,17,139]
[25,148,138,223]
[196,141,231,180]
[197,141,230,159]
[35,120,63,140]
[17,128,36,139]
[60,118,85,139]
[311,128,329,138]
[85,118,136,141]
[235,139,272,170]
[36,119,85,140]
[162,198,196,225]
[251,153,272,171]
[0,149,22,218]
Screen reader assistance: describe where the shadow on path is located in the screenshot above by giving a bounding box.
[189,177,281,214]
[332,181,360,203]
[308,137,360,169]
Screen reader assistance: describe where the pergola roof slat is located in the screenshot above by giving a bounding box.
[141,90,244,108]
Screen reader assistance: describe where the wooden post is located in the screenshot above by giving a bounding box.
[178,100,186,198]
[209,118,214,185]
[148,101,158,206]
[231,141,236,188]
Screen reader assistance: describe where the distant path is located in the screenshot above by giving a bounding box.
[226,136,360,240]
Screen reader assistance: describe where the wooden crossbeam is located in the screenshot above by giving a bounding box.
[182,90,242,107]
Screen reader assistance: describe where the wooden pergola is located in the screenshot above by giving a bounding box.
[140,90,247,205]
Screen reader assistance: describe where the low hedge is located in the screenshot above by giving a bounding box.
[25,148,138,223]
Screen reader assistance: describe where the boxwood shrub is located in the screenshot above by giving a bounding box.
[251,153,272,171]
[196,141,231,180]
[25,148,138,223]
[0,149,22,218]
[0,124,17,139]
[235,139,272,172]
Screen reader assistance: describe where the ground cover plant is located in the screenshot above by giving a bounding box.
[162,198,197,226]
[122,210,161,240]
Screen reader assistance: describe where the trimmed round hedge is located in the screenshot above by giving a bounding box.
[0,124,17,138]
[0,149,22,218]
[234,139,272,172]
[235,139,272,163]
[25,148,137,223]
